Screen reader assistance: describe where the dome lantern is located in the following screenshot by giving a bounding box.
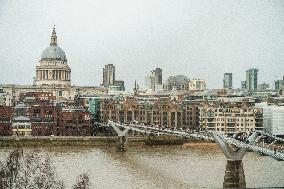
[50,25,57,46]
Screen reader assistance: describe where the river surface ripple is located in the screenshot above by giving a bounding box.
[0,145,283,189]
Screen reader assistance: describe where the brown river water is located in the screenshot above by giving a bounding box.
[0,144,283,189]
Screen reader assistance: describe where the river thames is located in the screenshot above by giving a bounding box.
[0,145,283,188]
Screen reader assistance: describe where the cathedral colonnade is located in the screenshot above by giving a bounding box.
[36,69,71,81]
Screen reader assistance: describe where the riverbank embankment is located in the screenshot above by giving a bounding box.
[0,136,213,147]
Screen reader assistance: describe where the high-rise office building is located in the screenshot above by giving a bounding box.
[223,73,233,89]
[153,68,162,85]
[145,68,163,91]
[241,81,246,90]
[246,68,258,91]
[103,64,115,87]
[275,80,283,91]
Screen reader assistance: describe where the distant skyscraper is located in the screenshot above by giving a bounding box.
[275,80,283,91]
[153,68,162,85]
[241,81,246,90]
[103,64,115,87]
[145,68,163,91]
[223,73,233,89]
[246,68,258,91]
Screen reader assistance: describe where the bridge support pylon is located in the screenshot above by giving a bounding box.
[211,133,247,188]
[108,121,130,152]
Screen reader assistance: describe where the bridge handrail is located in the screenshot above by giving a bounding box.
[209,131,284,161]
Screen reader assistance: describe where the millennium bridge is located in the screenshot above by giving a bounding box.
[97,120,284,188]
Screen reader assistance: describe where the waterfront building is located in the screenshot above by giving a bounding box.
[166,75,189,90]
[99,95,200,130]
[12,102,31,136]
[246,68,259,91]
[58,106,91,136]
[30,104,59,136]
[223,73,233,89]
[258,82,270,91]
[256,102,284,136]
[199,101,263,134]
[0,105,12,136]
[189,79,206,91]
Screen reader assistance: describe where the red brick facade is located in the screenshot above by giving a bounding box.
[0,106,12,136]
[30,105,59,136]
[58,111,91,136]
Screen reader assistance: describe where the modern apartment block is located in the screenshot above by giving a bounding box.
[199,101,263,134]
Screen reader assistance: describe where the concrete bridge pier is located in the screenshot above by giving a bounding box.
[117,136,127,151]
[211,133,247,188]
[108,121,130,151]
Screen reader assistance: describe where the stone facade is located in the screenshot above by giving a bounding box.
[99,96,200,130]
[199,101,263,134]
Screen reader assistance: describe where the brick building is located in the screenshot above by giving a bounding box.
[58,107,91,136]
[0,106,13,135]
[30,104,59,136]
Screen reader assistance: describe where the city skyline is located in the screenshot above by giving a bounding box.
[1,0,284,90]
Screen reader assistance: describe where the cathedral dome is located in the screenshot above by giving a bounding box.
[40,27,66,61]
[41,45,66,61]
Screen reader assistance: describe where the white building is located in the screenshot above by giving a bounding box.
[257,102,284,136]
[189,79,206,91]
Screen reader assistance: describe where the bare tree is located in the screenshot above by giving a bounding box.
[0,149,64,189]
[0,149,90,189]
[72,173,90,189]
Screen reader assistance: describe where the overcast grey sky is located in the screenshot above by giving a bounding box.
[0,0,283,90]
